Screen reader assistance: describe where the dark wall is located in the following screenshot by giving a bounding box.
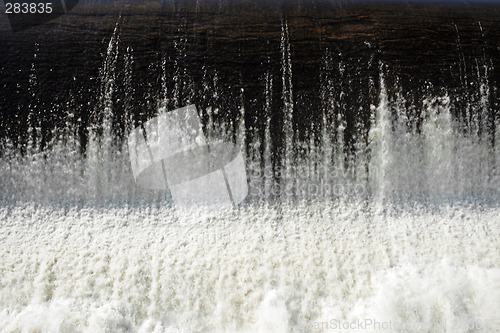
[0,0,499,156]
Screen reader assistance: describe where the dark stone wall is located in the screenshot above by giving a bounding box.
[0,0,499,156]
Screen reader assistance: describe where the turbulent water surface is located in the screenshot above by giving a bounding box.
[1,0,500,332]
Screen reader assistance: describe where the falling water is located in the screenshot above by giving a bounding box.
[280,18,295,198]
[1,4,499,333]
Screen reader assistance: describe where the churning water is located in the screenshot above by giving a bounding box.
[1,6,499,333]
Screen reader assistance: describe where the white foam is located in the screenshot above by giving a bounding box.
[0,202,498,332]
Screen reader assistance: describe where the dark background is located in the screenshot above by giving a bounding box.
[0,0,499,160]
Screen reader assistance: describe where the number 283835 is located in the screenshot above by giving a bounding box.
[5,3,53,14]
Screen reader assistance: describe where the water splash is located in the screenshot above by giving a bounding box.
[1,13,500,333]
[280,18,295,198]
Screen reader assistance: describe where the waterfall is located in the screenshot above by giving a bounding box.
[1,3,499,332]
[280,18,295,198]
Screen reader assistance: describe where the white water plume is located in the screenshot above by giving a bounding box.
[1,18,499,333]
